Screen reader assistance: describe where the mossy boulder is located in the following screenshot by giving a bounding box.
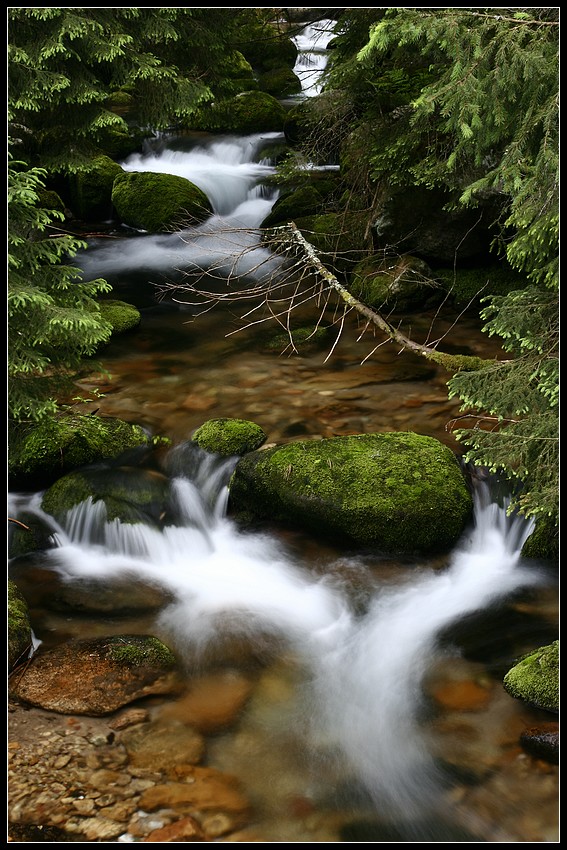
[40,465,172,527]
[194,91,287,135]
[111,171,213,232]
[8,414,157,491]
[258,67,302,97]
[503,640,559,714]
[69,154,124,221]
[435,263,530,308]
[239,23,298,72]
[97,299,141,334]
[350,254,444,312]
[192,418,267,457]
[8,580,33,672]
[229,432,473,553]
[261,185,325,228]
[521,515,559,564]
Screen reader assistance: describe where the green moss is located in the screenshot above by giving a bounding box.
[193,91,287,134]
[503,640,559,713]
[435,264,530,307]
[8,580,33,670]
[229,432,472,552]
[112,171,213,232]
[41,465,172,525]
[9,414,154,488]
[107,635,177,668]
[521,514,559,563]
[192,418,267,457]
[70,154,123,220]
[258,67,302,97]
[97,299,141,334]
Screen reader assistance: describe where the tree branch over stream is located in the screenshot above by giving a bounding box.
[157,221,495,373]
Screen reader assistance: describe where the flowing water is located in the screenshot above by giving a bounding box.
[9,20,559,842]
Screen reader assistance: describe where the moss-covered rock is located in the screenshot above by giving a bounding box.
[192,418,267,457]
[239,22,298,72]
[258,67,302,97]
[350,254,444,312]
[229,432,473,553]
[521,515,559,564]
[40,465,172,527]
[111,171,213,232]
[503,640,559,714]
[69,154,124,221]
[435,263,530,308]
[8,414,158,491]
[193,91,287,135]
[97,299,141,334]
[8,580,33,672]
[261,184,325,228]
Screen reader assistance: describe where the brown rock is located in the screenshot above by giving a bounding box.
[9,635,183,715]
[121,719,205,770]
[519,723,559,764]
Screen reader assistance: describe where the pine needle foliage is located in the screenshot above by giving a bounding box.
[7,7,241,174]
[328,8,559,522]
[8,157,113,423]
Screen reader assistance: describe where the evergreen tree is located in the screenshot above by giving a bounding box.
[7,7,252,426]
[8,157,112,422]
[8,7,240,174]
[323,8,559,524]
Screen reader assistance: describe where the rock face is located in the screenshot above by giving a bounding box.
[229,432,473,553]
[503,640,559,714]
[9,635,182,715]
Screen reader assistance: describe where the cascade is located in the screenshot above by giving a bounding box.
[9,446,547,838]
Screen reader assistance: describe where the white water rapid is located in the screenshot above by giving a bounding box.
[10,449,543,835]
[291,18,337,97]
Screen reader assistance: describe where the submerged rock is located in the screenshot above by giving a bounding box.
[229,432,473,553]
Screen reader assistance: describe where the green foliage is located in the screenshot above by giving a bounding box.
[8,158,112,423]
[343,8,559,523]
[448,286,558,522]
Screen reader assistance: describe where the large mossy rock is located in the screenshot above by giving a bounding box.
[503,640,559,714]
[229,432,473,553]
[111,171,213,232]
[9,635,181,715]
[8,580,33,672]
[8,414,158,491]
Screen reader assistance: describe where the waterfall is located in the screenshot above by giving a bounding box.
[75,132,285,287]
[10,449,544,833]
[291,18,337,97]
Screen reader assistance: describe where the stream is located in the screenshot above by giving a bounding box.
[8,19,559,843]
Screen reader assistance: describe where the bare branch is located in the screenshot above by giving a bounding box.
[157,220,497,373]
